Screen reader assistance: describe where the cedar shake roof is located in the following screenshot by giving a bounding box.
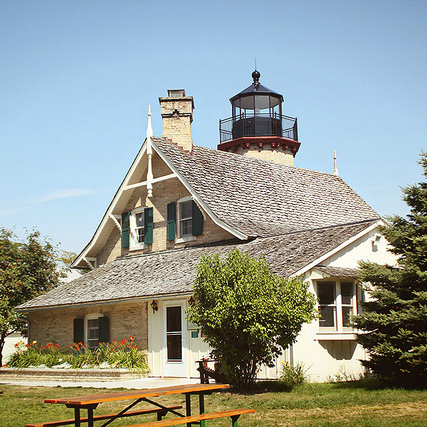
[18,221,376,311]
[314,266,360,278]
[153,138,380,237]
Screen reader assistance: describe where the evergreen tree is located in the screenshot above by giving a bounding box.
[0,228,61,365]
[353,153,427,385]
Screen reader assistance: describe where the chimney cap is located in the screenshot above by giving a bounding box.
[167,89,186,98]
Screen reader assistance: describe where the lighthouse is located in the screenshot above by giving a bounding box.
[218,70,300,166]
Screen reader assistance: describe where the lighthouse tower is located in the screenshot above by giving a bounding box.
[218,70,300,166]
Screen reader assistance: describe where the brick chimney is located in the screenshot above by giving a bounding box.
[159,89,195,152]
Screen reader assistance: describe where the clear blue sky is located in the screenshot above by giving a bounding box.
[1,0,426,254]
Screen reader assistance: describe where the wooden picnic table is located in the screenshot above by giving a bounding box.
[26,383,255,427]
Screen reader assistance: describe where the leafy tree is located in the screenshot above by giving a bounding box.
[353,153,427,386]
[57,250,86,275]
[58,250,78,270]
[0,228,62,366]
[186,249,317,387]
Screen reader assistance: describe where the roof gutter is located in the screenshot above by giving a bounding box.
[17,291,194,313]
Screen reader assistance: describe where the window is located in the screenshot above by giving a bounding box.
[317,281,357,331]
[122,207,153,249]
[131,208,145,246]
[167,197,203,241]
[178,200,193,237]
[87,318,100,350]
[79,315,109,349]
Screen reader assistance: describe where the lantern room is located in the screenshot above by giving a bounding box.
[218,70,300,166]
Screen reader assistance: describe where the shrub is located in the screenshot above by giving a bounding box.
[187,249,317,387]
[279,361,309,387]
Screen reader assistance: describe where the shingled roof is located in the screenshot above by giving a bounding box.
[18,220,376,311]
[153,138,380,237]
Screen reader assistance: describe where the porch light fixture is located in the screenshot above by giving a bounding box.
[188,296,195,307]
[150,300,158,314]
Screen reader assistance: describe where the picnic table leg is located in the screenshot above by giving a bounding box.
[199,393,205,427]
[231,415,240,427]
[185,394,191,427]
[87,407,94,427]
[73,407,81,427]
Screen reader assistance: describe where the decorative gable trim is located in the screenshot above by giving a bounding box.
[72,142,149,268]
[72,137,248,269]
[293,219,384,277]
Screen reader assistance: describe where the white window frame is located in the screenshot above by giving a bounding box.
[130,207,146,249]
[85,313,103,350]
[316,280,358,332]
[176,196,196,243]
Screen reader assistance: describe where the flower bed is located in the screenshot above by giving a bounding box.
[6,336,149,372]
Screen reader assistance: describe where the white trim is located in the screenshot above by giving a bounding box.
[315,332,356,341]
[293,220,383,277]
[123,173,177,191]
[151,140,248,240]
[147,106,154,198]
[72,142,148,268]
[73,136,250,268]
[109,214,122,232]
[162,300,188,377]
[83,257,96,270]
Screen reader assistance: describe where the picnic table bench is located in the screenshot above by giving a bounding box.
[25,383,255,427]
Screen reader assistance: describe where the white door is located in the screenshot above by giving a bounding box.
[163,301,187,377]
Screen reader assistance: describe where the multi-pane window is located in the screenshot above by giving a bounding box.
[134,211,145,244]
[178,200,193,237]
[130,208,145,247]
[317,281,356,331]
[87,318,99,350]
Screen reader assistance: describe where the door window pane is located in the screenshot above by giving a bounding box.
[167,335,182,361]
[166,306,182,361]
[167,307,182,332]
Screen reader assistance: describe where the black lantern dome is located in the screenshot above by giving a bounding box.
[218,70,300,164]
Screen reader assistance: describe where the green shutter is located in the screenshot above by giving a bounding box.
[167,202,176,241]
[192,201,203,236]
[98,317,110,343]
[121,212,130,248]
[144,207,154,244]
[73,318,84,344]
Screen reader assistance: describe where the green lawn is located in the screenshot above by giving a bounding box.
[1,379,427,426]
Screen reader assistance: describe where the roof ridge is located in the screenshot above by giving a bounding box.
[255,218,380,239]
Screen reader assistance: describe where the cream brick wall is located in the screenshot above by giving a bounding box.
[159,94,194,152]
[28,301,149,350]
[235,145,295,166]
[95,157,235,263]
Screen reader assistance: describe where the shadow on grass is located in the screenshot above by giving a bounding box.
[223,376,426,395]
[330,377,427,391]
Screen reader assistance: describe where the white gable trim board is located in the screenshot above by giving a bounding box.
[73,138,247,269]
[293,220,384,277]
